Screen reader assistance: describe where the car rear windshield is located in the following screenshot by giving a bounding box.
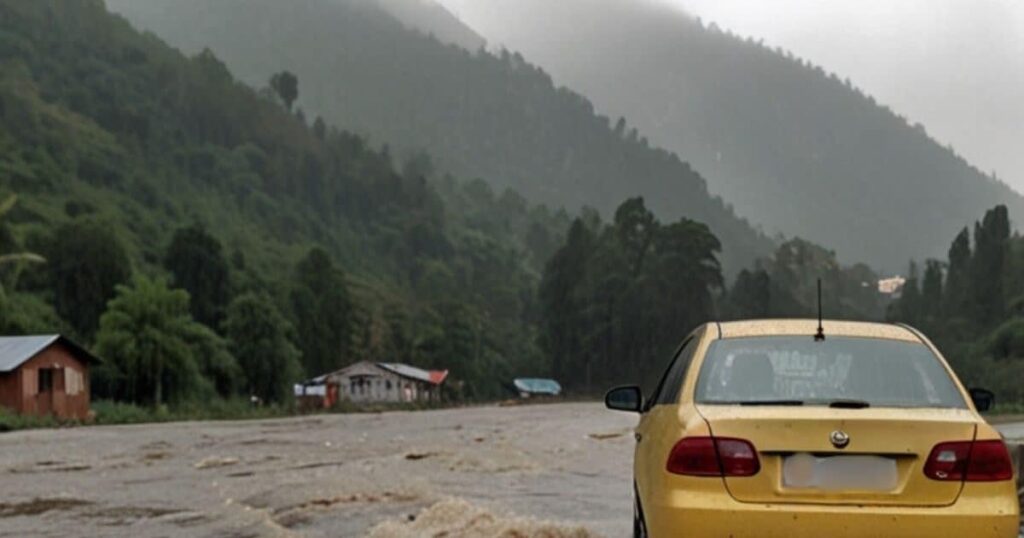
[695,336,967,409]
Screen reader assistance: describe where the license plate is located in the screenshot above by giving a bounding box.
[783,453,898,491]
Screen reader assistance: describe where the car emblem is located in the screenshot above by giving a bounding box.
[830,430,850,449]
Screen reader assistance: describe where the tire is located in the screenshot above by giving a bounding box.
[633,486,648,538]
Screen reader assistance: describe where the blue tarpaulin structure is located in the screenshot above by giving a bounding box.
[513,378,562,396]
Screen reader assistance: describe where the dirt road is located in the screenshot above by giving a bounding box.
[0,403,637,537]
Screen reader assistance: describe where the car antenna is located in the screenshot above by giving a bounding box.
[814,278,826,342]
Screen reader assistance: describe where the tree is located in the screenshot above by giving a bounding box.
[164,224,231,329]
[183,322,241,398]
[920,259,944,321]
[312,116,327,140]
[539,218,595,383]
[291,248,352,375]
[0,293,64,335]
[269,71,299,111]
[971,206,1010,324]
[224,292,302,404]
[891,261,923,326]
[613,197,657,277]
[0,194,51,333]
[539,199,725,393]
[728,268,771,319]
[944,227,972,317]
[0,195,45,294]
[93,277,207,406]
[46,221,132,339]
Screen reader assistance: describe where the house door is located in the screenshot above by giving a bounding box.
[37,367,54,415]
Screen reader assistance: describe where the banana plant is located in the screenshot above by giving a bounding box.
[0,195,45,296]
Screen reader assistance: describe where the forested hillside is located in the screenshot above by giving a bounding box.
[888,205,1024,406]
[106,0,774,273]
[374,0,485,50]
[0,0,570,403]
[427,0,1024,271]
[541,200,887,394]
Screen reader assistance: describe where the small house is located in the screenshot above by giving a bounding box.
[0,335,100,420]
[326,361,448,404]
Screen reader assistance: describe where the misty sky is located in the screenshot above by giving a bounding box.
[440,0,1024,193]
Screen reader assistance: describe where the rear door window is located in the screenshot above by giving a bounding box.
[695,336,966,409]
[647,337,699,409]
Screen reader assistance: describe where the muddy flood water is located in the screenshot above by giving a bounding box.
[0,403,637,538]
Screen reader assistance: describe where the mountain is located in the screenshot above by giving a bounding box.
[0,0,572,395]
[433,0,1024,271]
[373,0,485,50]
[106,0,773,272]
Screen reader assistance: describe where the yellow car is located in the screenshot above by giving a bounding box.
[606,319,1018,538]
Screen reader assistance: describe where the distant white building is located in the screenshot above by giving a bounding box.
[325,361,448,404]
[878,276,907,295]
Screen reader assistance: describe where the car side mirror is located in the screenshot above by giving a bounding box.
[969,388,995,412]
[605,386,643,413]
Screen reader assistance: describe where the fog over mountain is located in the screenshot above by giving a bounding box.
[376,0,485,50]
[107,0,774,273]
[669,0,1024,193]
[445,0,1024,194]
[437,0,1024,270]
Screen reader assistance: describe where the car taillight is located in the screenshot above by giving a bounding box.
[666,436,760,477]
[924,440,1013,482]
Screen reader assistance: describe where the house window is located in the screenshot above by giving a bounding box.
[38,368,54,393]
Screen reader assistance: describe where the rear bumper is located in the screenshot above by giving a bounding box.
[645,486,1019,538]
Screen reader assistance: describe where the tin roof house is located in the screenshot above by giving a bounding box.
[0,335,100,420]
[325,361,449,404]
[295,361,450,408]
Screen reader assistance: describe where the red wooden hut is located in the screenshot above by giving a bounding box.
[0,335,100,420]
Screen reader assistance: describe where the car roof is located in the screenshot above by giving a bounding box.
[716,319,921,342]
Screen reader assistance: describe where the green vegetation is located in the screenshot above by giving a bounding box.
[224,292,302,404]
[723,238,886,321]
[165,224,231,329]
[888,205,1024,405]
[540,199,889,395]
[434,0,1024,271]
[43,221,132,340]
[291,248,352,376]
[0,406,59,432]
[539,198,724,393]
[105,0,774,273]
[0,0,567,415]
[1,0,1021,430]
[94,276,222,406]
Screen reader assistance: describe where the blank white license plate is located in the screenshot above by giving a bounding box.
[783,453,898,491]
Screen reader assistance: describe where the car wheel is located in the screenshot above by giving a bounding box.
[633,487,648,538]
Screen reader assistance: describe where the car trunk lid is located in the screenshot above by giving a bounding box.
[697,405,977,506]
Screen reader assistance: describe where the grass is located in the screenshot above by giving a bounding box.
[91,399,291,425]
[0,397,460,432]
[0,399,292,433]
[0,407,62,432]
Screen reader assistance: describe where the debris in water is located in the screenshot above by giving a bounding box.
[366,498,600,538]
[587,431,627,441]
[0,498,93,518]
[194,457,239,469]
